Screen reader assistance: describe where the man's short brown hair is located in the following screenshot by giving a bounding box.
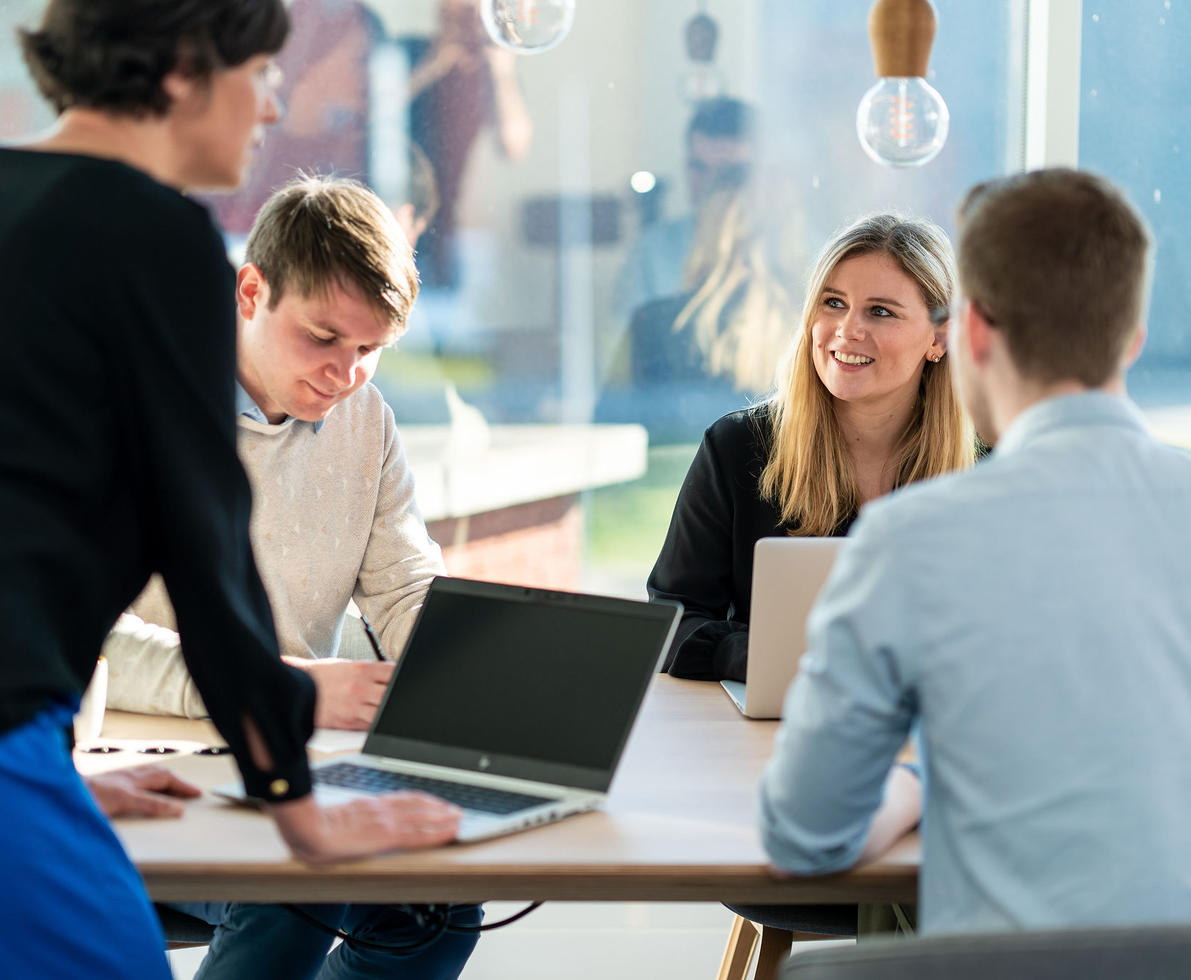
[245,175,418,332]
[957,168,1151,387]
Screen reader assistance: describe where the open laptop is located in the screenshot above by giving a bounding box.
[721,537,843,719]
[219,577,680,842]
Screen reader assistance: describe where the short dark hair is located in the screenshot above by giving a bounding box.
[687,96,755,145]
[19,0,289,117]
[957,169,1152,387]
[246,175,419,333]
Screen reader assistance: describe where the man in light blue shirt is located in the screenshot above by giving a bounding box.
[759,169,1191,934]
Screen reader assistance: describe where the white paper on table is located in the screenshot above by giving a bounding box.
[307,729,368,755]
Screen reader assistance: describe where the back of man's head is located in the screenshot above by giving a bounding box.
[246,175,418,332]
[957,168,1151,388]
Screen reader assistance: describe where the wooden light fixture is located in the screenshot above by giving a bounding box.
[856,0,949,167]
[868,0,938,78]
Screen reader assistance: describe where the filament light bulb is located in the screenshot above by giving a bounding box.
[481,0,576,54]
[855,76,949,168]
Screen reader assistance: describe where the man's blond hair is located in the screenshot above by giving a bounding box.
[246,175,418,331]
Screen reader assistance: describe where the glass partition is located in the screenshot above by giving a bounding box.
[0,0,1025,597]
[1081,2,1191,417]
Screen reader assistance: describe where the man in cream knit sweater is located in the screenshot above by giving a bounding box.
[105,174,444,732]
[103,178,483,977]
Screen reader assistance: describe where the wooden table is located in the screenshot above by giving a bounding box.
[80,676,919,907]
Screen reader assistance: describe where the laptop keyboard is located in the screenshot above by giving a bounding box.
[314,762,554,815]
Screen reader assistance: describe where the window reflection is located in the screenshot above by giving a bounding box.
[0,0,1025,596]
[1081,2,1191,409]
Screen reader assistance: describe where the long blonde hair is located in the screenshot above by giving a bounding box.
[759,213,973,534]
[673,180,797,392]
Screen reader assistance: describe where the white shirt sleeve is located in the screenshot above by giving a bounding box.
[102,611,209,718]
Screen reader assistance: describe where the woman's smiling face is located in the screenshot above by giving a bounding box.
[810,251,945,410]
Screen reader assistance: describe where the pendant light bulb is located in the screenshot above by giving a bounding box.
[856,76,949,167]
[857,0,949,168]
[481,0,576,54]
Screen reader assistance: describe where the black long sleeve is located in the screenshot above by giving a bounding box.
[647,408,788,681]
[0,150,314,801]
[648,407,856,681]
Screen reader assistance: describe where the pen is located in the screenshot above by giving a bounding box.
[361,615,388,662]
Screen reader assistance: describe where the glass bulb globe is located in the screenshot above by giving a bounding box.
[481,0,576,54]
[855,77,950,168]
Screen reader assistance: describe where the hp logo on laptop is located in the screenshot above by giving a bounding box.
[479,755,491,770]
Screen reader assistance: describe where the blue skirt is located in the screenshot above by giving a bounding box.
[0,700,170,979]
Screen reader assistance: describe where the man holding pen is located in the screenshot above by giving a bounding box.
[104,175,480,978]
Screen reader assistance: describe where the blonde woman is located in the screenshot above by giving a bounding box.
[650,213,973,681]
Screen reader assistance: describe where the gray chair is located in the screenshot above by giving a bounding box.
[782,922,1191,979]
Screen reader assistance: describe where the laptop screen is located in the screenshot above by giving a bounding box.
[364,578,681,791]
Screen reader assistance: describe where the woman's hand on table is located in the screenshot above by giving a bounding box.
[86,765,202,818]
[268,792,462,865]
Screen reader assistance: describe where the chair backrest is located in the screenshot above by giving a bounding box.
[783,923,1191,979]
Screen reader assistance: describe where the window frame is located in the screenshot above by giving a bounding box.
[1023,0,1083,169]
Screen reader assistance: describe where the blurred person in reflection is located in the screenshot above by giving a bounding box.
[649,214,974,682]
[666,175,800,392]
[380,138,494,440]
[601,170,800,434]
[616,96,756,317]
[595,170,800,438]
[0,4,462,977]
[392,139,441,249]
[759,169,1191,935]
[405,0,533,287]
[104,173,480,980]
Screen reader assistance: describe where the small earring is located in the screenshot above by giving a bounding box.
[929,353,943,363]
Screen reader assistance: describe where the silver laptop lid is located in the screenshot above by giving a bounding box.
[364,577,682,792]
[744,537,843,718]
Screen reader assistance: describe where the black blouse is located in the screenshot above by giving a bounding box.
[648,406,852,682]
[0,150,315,802]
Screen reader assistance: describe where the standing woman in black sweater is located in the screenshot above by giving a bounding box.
[0,4,458,976]
[650,213,974,681]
